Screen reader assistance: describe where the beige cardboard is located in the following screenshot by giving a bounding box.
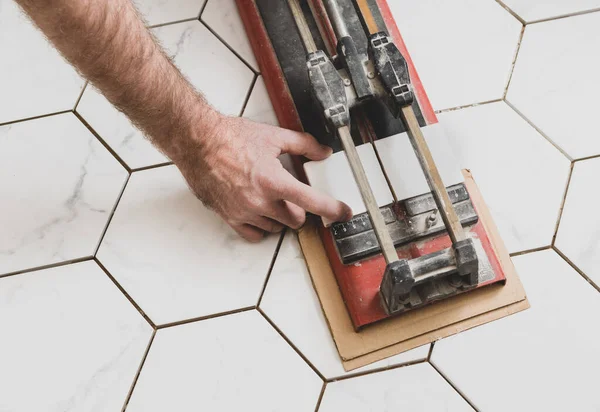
[298,170,529,371]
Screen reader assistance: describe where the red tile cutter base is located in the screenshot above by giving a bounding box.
[237,0,506,330]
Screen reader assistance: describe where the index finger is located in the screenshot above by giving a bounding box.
[276,172,353,223]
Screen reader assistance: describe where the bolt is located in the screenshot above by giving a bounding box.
[343,78,352,86]
[367,71,376,79]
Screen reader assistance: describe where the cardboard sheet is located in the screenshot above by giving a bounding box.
[298,170,529,371]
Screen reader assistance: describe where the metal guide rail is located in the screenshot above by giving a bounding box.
[332,184,478,264]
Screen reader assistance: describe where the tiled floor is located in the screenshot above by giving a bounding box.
[1,0,600,411]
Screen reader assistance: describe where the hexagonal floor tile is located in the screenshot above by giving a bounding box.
[389,0,521,111]
[319,363,473,411]
[135,0,206,27]
[0,261,152,411]
[502,0,600,23]
[96,165,280,326]
[431,250,600,411]
[0,113,128,276]
[202,0,258,71]
[260,232,430,380]
[438,102,570,253]
[555,157,600,288]
[507,12,600,159]
[77,20,254,170]
[126,310,322,411]
[0,0,84,124]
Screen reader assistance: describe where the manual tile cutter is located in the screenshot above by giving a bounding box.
[237,0,506,330]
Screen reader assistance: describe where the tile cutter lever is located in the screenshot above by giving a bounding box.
[287,0,480,314]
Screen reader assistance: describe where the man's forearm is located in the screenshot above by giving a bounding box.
[16,0,216,162]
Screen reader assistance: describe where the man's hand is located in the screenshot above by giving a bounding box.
[176,112,353,242]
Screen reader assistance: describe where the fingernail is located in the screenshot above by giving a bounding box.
[321,145,333,155]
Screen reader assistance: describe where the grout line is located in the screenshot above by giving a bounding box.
[503,25,526,99]
[199,19,259,75]
[0,256,93,280]
[528,7,600,25]
[198,0,210,19]
[509,245,552,258]
[73,81,88,111]
[573,153,600,163]
[149,16,199,30]
[256,230,286,307]
[157,306,255,329]
[314,382,327,412]
[131,161,174,173]
[328,358,427,383]
[504,99,573,162]
[73,111,132,172]
[435,99,502,115]
[427,342,436,361]
[121,330,156,412]
[494,0,526,24]
[93,174,131,256]
[553,246,600,293]
[257,308,327,382]
[551,162,574,246]
[429,360,480,412]
[238,73,259,118]
[0,110,71,128]
[94,257,157,329]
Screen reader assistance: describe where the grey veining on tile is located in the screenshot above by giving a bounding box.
[0,113,127,275]
[0,0,84,124]
[0,261,152,411]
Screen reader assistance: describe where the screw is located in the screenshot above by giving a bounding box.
[367,71,376,79]
[343,78,352,86]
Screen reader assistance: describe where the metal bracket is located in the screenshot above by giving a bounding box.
[332,184,478,264]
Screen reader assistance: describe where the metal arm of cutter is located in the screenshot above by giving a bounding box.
[287,0,479,312]
[287,0,400,267]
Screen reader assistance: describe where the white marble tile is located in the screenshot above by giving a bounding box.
[389,0,521,111]
[320,363,473,412]
[135,0,206,26]
[507,13,600,159]
[374,123,464,201]
[555,158,600,288]
[96,166,279,326]
[0,0,84,124]
[127,310,322,411]
[432,250,600,411]
[0,113,128,276]
[502,0,600,22]
[304,144,394,226]
[0,261,152,411]
[77,20,254,170]
[438,102,570,253]
[202,0,258,71]
[260,232,430,379]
